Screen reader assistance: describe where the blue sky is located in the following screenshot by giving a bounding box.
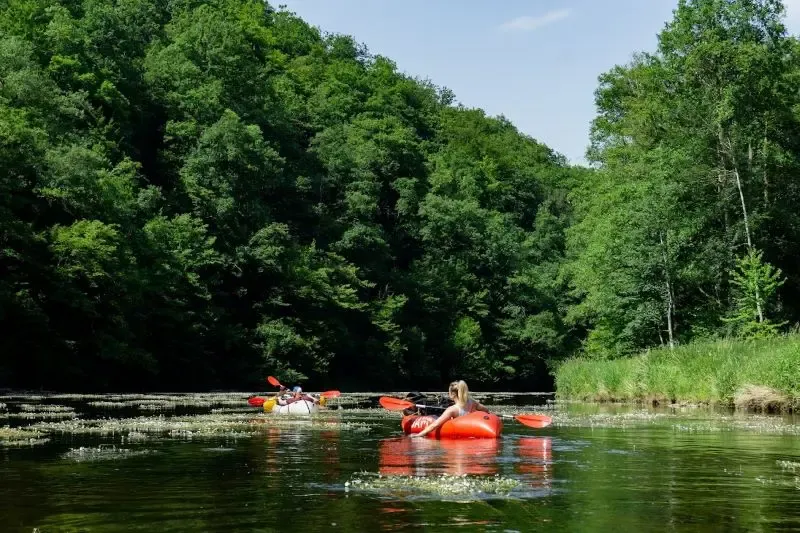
[277,1,800,166]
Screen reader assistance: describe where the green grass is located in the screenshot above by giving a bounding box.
[554,335,800,411]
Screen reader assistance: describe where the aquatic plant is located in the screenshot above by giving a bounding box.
[88,401,127,408]
[2,411,77,420]
[0,426,50,447]
[135,401,179,411]
[31,413,256,438]
[671,415,800,435]
[545,409,670,429]
[49,394,108,400]
[19,404,75,412]
[345,472,521,499]
[123,431,148,442]
[211,407,259,414]
[28,412,374,442]
[0,394,45,401]
[63,446,155,462]
[778,460,800,473]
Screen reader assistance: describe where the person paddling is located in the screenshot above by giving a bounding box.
[410,380,489,438]
[276,386,323,406]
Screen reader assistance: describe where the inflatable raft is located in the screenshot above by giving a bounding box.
[401,411,502,439]
[269,399,319,415]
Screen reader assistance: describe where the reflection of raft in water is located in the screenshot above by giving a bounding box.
[379,437,500,476]
[379,436,554,487]
[400,411,502,439]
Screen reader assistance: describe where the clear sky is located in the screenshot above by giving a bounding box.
[277,1,800,166]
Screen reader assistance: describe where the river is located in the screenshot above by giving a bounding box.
[1,393,798,531]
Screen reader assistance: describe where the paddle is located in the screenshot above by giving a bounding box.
[267,376,283,389]
[249,390,340,407]
[248,396,266,406]
[378,396,553,429]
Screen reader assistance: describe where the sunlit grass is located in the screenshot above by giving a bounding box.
[555,335,800,411]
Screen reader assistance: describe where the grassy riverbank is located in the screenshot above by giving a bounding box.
[554,336,800,411]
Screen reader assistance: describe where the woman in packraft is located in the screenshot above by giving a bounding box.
[410,380,489,438]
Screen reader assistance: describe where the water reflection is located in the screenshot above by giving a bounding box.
[378,436,554,488]
[379,437,500,476]
[516,437,553,489]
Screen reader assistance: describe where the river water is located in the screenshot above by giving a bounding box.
[1,393,799,532]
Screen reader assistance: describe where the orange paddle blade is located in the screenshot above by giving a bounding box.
[267,376,282,388]
[248,396,266,407]
[320,390,341,398]
[513,414,553,429]
[379,397,414,411]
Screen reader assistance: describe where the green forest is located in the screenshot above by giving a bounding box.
[1,0,799,392]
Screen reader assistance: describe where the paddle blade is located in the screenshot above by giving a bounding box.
[267,376,282,388]
[320,390,341,398]
[248,396,266,407]
[514,414,553,429]
[379,397,414,411]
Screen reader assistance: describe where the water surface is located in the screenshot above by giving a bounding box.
[1,394,798,532]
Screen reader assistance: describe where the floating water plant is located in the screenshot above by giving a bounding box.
[62,445,155,462]
[2,411,77,420]
[49,394,108,401]
[32,413,257,439]
[0,426,50,447]
[778,460,800,473]
[344,472,521,499]
[211,407,256,414]
[88,401,127,408]
[671,415,800,436]
[0,394,45,401]
[135,401,179,411]
[19,404,75,412]
[122,431,148,443]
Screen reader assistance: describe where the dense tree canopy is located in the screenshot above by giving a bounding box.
[568,0,800,357]
[0,0,575,391]
[3,0,800,392]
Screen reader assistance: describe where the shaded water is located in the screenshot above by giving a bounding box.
[1,394,799,532]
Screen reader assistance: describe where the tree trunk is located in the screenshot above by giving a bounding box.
[660,231,675,350]
[762,132,769,207]
[724,134,764,323]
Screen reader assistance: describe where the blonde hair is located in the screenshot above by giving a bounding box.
[449,380,470,407]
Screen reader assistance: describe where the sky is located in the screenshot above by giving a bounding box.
[276,1,800,166]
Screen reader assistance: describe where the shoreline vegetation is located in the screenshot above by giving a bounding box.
[554,335,800,413]
[4,0,800,392]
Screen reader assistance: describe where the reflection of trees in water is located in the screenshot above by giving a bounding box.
[253,426,341,481]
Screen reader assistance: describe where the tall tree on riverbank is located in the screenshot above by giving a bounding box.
[569,0,800,356]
